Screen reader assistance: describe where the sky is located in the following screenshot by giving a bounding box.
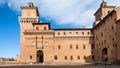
[0,0,120,58]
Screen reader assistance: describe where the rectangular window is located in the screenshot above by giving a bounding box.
[92,56,94,60]
[112,38,114,41]
[30,55,32,59]
[54,55,57,60]
[69,32,72,35]
[108,11,111,14]
[76,44,79,49]
[70,56,73,60]
[44,26,47,30]
[92,44,94,49]
[65,56,67,60]
[63,32,66,35]
[58,45,61,49]
[78,56,80,60]
[101,42,103,46]
[84,55,86,59]
[82,32,84,35]
[76,32,78,35]
[104,40,106,44]
[70,44,72,49]
[83,44,86,49]
[36,27,39,30]
[58,32,60,35]
[87,32,90,35]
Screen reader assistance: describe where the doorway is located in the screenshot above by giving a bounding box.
[102,48,108,62]
[37,50,43,63]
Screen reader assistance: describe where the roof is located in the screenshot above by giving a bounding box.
[93,10,116,30]
[32,23,91,30]
[52,28,91,30]
[94,6,116,15]
[32,22,50,25]
[32,23,51,29]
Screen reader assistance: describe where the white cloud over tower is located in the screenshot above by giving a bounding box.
[0,0,120,28]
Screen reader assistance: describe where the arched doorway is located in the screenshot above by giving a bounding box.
[37,50,43,63]
[102,48,108,62]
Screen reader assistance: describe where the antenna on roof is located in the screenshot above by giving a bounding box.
[102,0,104,2]
[82,26,86,29]
[28,2,34,7]
[101,0,107,7]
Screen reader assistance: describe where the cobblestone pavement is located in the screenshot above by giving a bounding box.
[0,65,120,68]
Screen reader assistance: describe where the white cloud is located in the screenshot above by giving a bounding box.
[0,0,6,6]
[106,0,120,6]
[1,0,120,28]
[38,0,96,27]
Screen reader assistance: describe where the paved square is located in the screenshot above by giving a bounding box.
[0,65,120,68]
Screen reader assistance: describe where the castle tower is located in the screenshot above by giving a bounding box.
[18,2,39,62]
[93,1,116,26]
[19,2,39,30]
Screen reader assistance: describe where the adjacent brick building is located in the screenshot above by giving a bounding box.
[92,1,120,62]
[115,20,120,61]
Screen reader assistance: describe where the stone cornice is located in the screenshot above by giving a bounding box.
[24,30,54,35]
